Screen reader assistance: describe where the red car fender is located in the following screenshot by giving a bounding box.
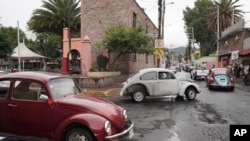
[53,113,108,141]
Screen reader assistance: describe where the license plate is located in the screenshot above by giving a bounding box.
[220,79,225,82]
[129,128,134,139]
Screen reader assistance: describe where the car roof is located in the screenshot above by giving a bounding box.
[139,68,171,73]
[211,68,228,71]
[0,71,68,81]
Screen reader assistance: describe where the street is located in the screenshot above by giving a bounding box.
[107,71,250,141]
[1,71,250,141]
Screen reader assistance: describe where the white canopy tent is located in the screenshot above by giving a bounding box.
[11,43,47,70]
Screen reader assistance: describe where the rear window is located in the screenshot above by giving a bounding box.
[214,69,228,75]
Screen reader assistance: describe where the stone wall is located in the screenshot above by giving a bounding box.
[72,74,128,88]
[81,0,158,73]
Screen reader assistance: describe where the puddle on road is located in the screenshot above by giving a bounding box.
[195,103,228,124]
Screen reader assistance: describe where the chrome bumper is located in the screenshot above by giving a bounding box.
[105,120,134,141]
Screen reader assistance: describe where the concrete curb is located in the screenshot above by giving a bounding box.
[86,88,122,97]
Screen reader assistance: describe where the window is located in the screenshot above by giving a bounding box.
[0,80,10,99]
[49,78,81,99]
[140,72,157,80]
[159,72,176,80]
[13,80,43,101]
[159,72,168,79]
[133,12,137,28]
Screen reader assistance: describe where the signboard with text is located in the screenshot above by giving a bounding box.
[155,39,164,48]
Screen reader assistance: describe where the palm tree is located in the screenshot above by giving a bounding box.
[207,0,243,32]
[28,0,81,36]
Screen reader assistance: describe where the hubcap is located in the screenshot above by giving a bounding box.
[134,91,144,101]
[188,90,196,99]
[69,132,87,141]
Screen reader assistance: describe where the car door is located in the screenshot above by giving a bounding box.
[6,79,53,137]
[157,71,178,96]
[0,79,11,131]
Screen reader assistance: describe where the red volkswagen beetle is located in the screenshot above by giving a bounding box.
[206,68,235,91]
[0,72,134,141]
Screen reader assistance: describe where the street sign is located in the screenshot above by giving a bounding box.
[155,39,164,48]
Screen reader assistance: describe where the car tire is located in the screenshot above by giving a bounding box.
[132,89,145,103]
[208,85,212,90]
[65,127,95,141]
[231,87,234,91]
[185,87,197,101]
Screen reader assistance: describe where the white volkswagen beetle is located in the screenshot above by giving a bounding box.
[120,68,201,102]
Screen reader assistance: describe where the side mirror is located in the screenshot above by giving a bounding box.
[39,94,48,100]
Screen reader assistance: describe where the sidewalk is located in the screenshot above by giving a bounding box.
[234,77,250,91]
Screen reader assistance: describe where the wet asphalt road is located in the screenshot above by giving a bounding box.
[1,71,250,141]
[107,72,250,141]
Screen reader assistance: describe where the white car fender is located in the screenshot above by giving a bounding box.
[177,81,200,96]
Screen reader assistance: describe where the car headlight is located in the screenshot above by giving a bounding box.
[123,110,127,120]
[104,121,111,134]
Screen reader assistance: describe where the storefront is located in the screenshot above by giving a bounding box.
[218,52,231,68]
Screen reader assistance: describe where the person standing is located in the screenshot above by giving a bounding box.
[237,65,242,78]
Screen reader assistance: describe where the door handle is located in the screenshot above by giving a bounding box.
[8,104,17,107]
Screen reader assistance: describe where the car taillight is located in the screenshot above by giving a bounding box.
[230,77,234,83]
[209,77,215,83]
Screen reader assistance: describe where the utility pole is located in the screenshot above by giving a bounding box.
[216,5,220,56]
[161,1,174,39]
[158,0,163,39]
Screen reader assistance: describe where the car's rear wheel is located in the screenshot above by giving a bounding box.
[185,87,197,101]
[132,89,145,103]
[231,87,234,91]
[65,127,95,141]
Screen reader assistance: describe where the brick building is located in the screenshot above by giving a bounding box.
[81,0,158,74]
[218,19,250,70]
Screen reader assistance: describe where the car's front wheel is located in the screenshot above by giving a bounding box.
[132,89,145,103]
[185,87,197,101]
[65,127,95,141]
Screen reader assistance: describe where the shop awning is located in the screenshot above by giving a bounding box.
[239,48,250,56]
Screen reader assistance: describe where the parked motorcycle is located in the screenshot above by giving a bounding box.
[242,72,250,85]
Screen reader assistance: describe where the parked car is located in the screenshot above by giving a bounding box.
[0,72,134,141]
[190,66,209,80]
[0,71,8,75]
[206,68,235,91]
[120,68,201,102]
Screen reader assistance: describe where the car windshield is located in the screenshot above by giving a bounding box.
[195,67,206,70]
[49,78,81,99]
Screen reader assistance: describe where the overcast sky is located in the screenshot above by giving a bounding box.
[0,0,250,48]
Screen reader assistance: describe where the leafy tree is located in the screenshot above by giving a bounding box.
[0,29,12,57]
[32,33,62,59]
[207,0,243,32]
[28,0,81,36]
[0,26,28,57]
[183,0,217,56]
[97,25,154,65]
